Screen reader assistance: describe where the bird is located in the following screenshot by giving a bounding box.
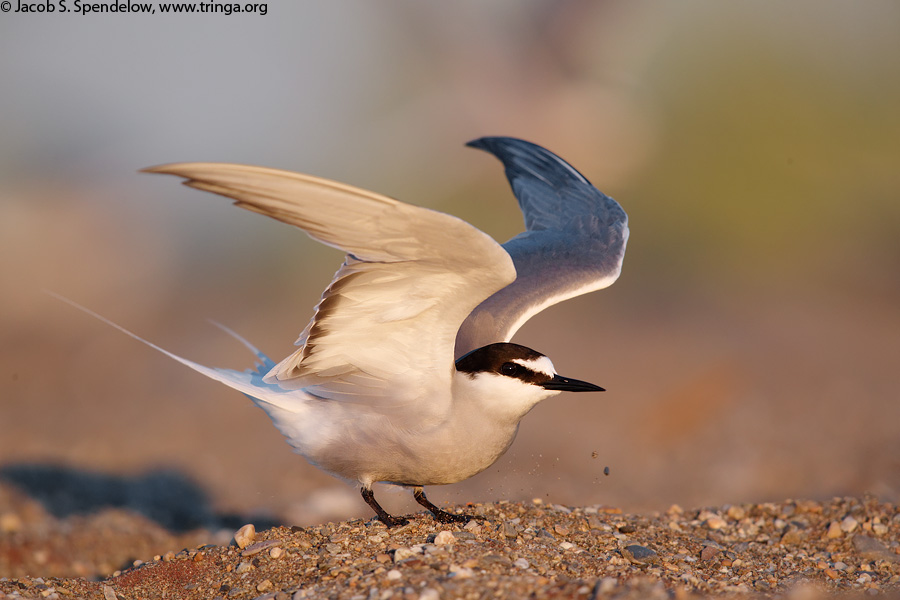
[64,137,629,527]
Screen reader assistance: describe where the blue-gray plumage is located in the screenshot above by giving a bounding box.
[455,137,629,357]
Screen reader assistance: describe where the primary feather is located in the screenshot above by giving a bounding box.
[142,162,516,417]
[454,137,629,357]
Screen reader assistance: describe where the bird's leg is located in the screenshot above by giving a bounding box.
[361,486,409,527]
[413,487,478,524]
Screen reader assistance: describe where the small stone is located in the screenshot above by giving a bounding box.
[375,553,391,563]
[780,528,807,546]
[463,520,481,533]
[824,569,839,580]
[419,589,440,600]
[597,578,618,594]
[700,546,721,561]
[235,561,254,574]
[513,558,529,569]
[560,541,576,551]
[386,569,402,581]
[242,540,281,557]
[448,564,474,578]
[234,524,256,549]
[393,547,418,562]
[853,534,900,563]
[833,561,848,571]
[826,521,843,539]
[554,524,570,535]
[727,505,746,520]
[841,516,859,533]
[873,523,889,536]
[621,544,659,565]
[257,579,274,593]
[502,523,518,539]
[433,531,455,546]
[102,586,117,600]
[269,547,285,559]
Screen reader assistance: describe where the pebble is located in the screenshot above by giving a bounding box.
[840,515,859,533]
[269,546,285,559]
[513,558,529,569]
[700,546,721,561]
[621,544,659,565]
[780,528,807,545]
[853,534,899,563]
[727,505,746,520]
[706,516,728,530]
[826,521,843,538]
[393,547,418,562]
[418,588,440,600]
[501,522,518,539]
[242,540,281,557]
[385,569,402,581]
[448,564,474,578]
[597,578,618,594]
[235,561,254,574]
[433,530,455,546]
[234,524,257,549]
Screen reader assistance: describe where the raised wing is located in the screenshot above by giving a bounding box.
[144,163,516,410]
[454,137,629,357]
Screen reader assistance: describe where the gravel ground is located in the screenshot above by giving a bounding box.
[2,490,898,600]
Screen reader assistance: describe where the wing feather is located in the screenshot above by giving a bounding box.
[143,163,516,412]
[454,138,629,357]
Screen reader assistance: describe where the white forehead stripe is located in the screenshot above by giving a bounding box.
[513,357,556,378]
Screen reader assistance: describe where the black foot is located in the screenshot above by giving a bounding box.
[361,487,409,528]
[413,487,482,524]
[377,514,410,528]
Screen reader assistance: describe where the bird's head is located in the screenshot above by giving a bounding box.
[454,342,603,420]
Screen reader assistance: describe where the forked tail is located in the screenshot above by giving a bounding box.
[47,292,303,413]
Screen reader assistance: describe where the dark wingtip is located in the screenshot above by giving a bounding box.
[466,136,532,152]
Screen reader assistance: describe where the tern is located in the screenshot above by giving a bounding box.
[64,137,628,526]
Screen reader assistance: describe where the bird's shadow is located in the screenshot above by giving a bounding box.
[0,462,277,533]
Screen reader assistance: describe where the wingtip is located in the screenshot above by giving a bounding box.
[466,136,526,151]
[139,163,187,176]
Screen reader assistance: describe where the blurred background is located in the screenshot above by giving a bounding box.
[2,1,899,531]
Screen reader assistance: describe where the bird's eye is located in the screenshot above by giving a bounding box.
[500,362,519,376]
